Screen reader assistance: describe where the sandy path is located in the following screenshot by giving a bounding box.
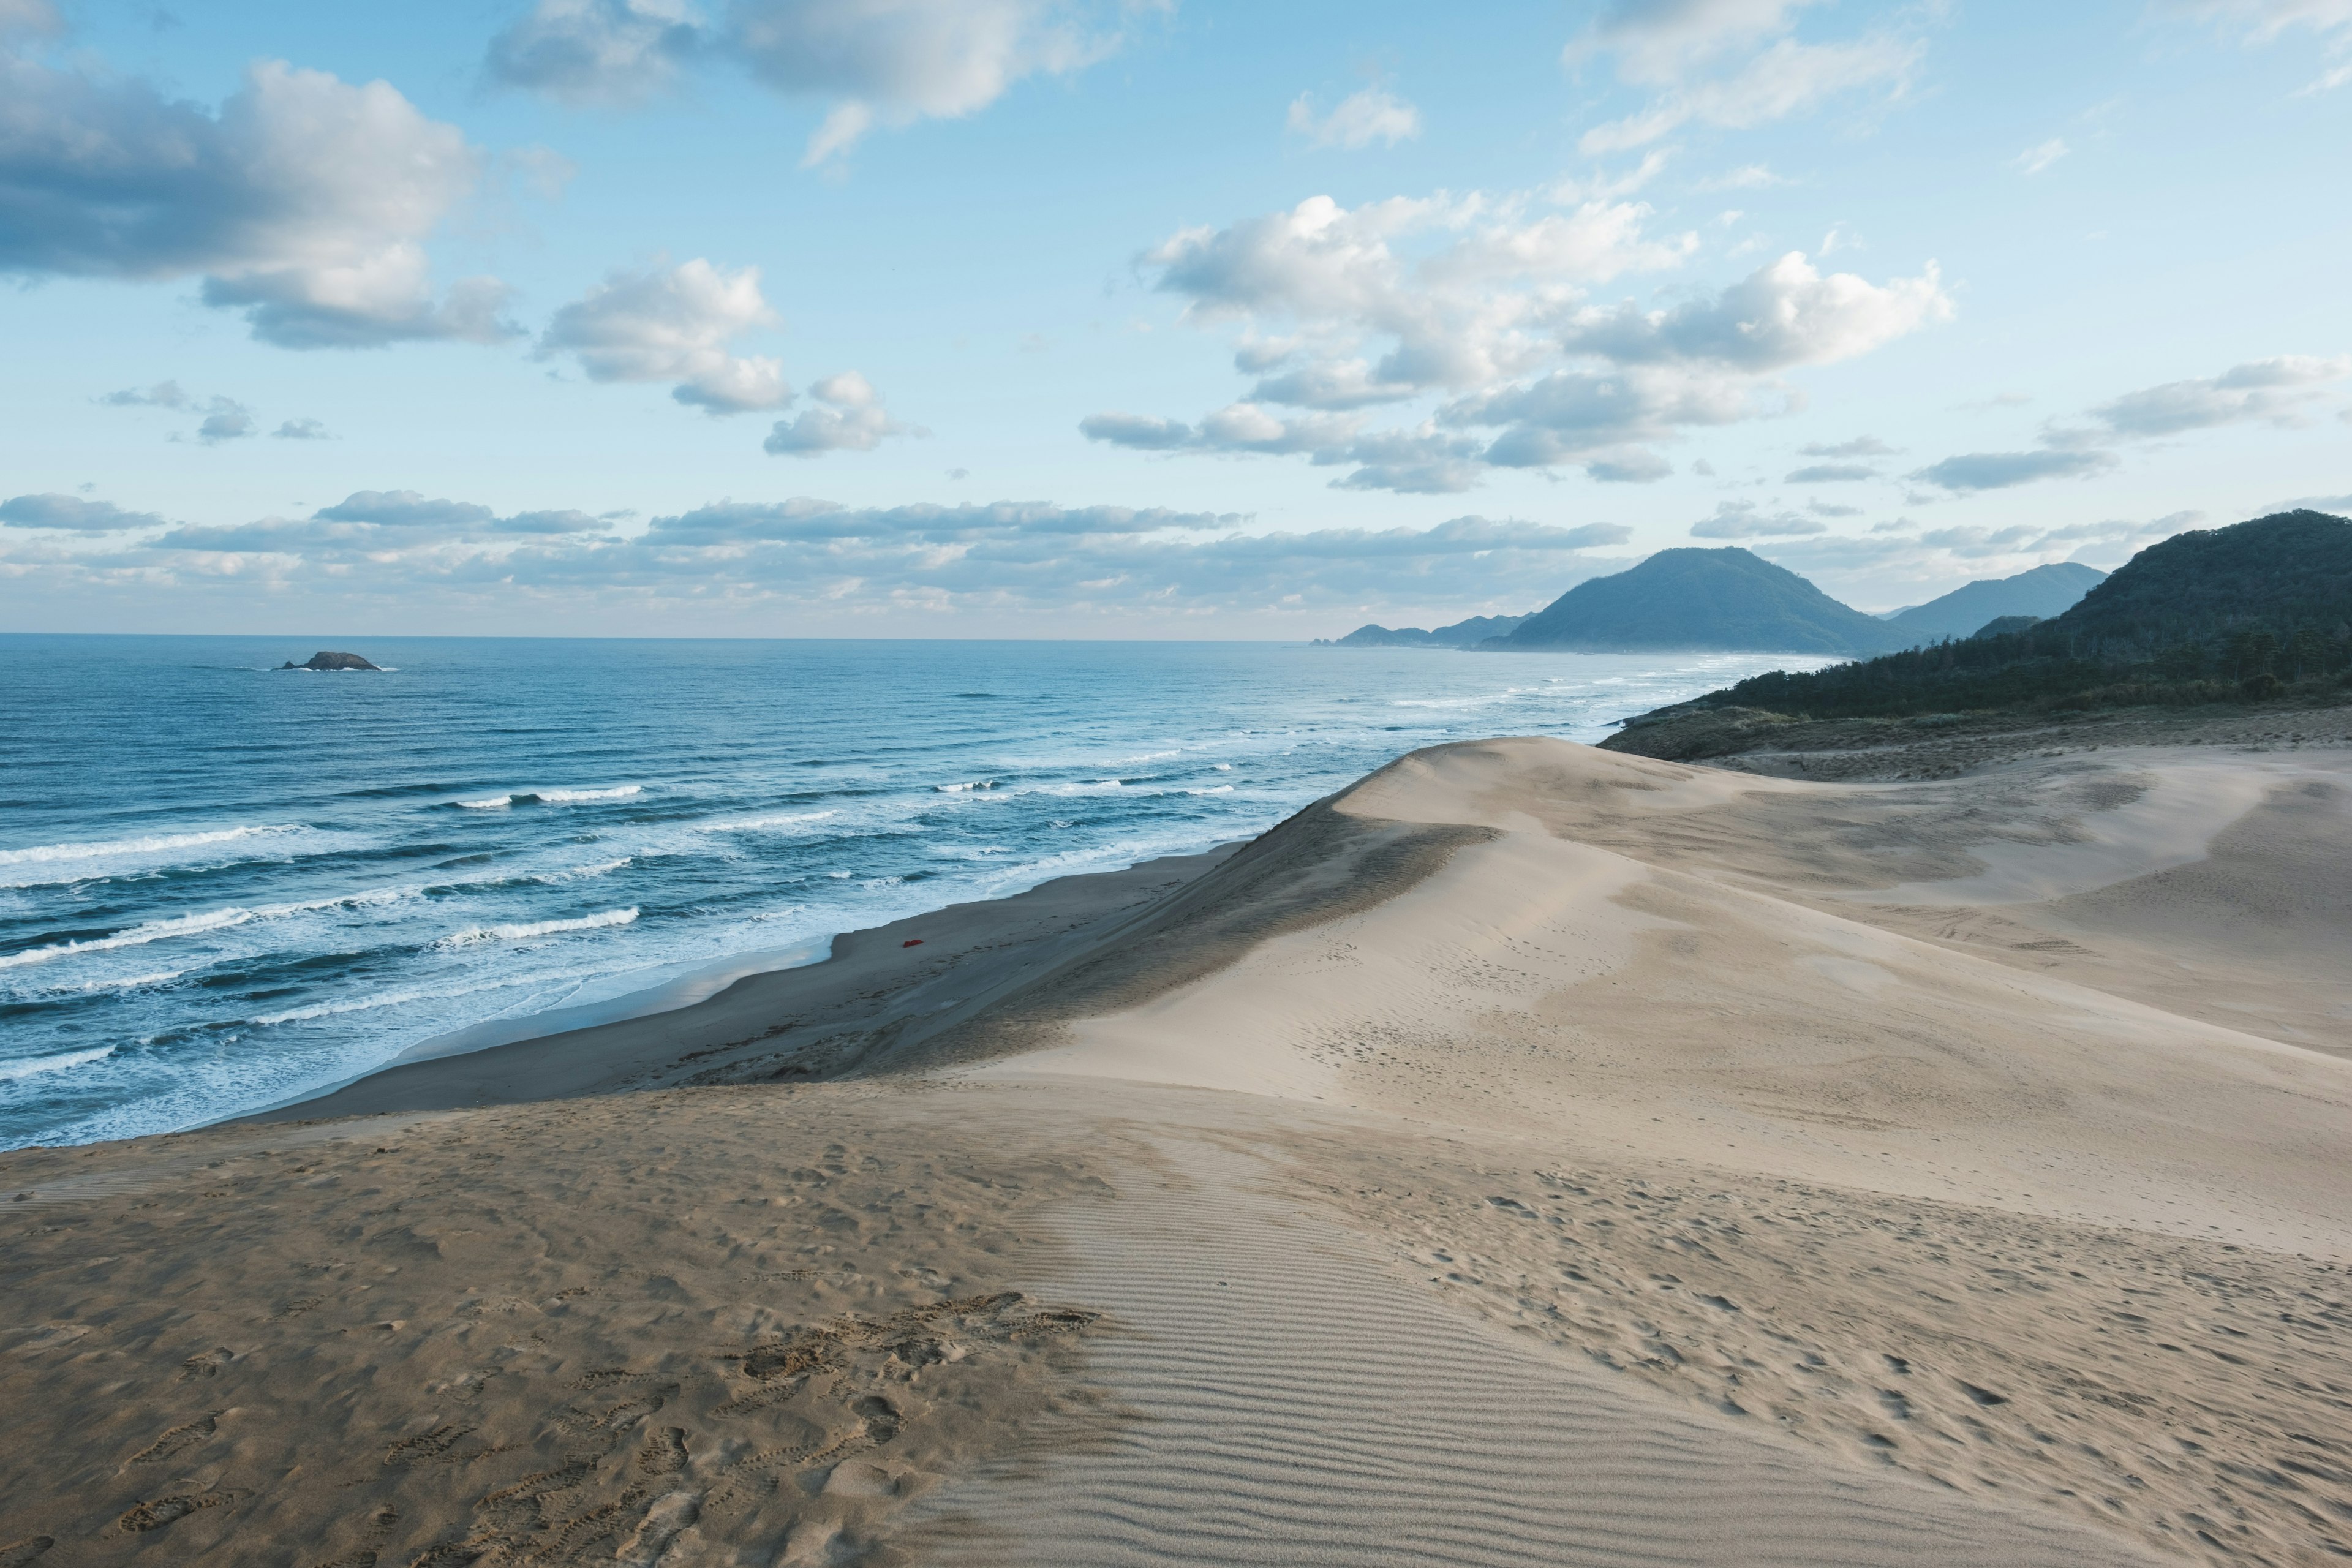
[904,1114,2159,1568]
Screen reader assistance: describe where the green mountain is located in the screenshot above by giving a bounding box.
[1620,511,2352,726]
[1879,562,2105,646]
[1495,546,1901,654]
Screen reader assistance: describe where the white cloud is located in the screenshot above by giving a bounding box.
[1912,354,2351,490]
[1689,499,1824,537]
[1567,2,1923,154]
[486,0,702,105]
[486,0,1139,156]
[1694,162,1785,190]
[0,494,167,532]
[2087,355,2350,435]
[1089,206,1950,494]
[537,259,791,412]
[763,370,918,454]
[735,0,1130,165]
[273,418,331,440]
[1785,462,1874,482]
[1911,448,2119,491]
[1799,434,1893,456]
[1557,251,1950,370]
[0,56,511,347]
[2013,138,2068,175]
[1286,86,1422,150]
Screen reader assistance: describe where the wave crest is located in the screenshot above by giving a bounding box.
[0,824,304,869]
[435,908,639,948]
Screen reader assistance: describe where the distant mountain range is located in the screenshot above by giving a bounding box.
[1322,548,2106,656]
[1323,612,1530,648]
[1875,562,2107,644]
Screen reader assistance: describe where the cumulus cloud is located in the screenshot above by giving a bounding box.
[1555,251,1951,371]
[1689,500,1824,538]
[538,258,790,412]
[1799,434,1891,456]
[1785,462,1874,482]
[274,418,331,440]
[763,370,917,454]
[1,56,512,347]
[0,493,167,532]
[1286,86,1422,149]
[486,0,702,105]
[1567,0,1924,154]
[1088,211,1948,495]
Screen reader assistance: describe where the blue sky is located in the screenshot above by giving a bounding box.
[2,0,2347,636]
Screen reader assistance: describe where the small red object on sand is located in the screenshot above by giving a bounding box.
[902,938,924,948]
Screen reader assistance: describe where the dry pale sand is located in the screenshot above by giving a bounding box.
[4,736,2350,1568]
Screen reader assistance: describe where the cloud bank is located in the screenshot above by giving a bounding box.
[0,491,1634,624]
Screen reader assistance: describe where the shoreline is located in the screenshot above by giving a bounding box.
[236,839,1248,1125]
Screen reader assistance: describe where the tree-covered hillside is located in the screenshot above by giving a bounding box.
[1645,511,2352,722]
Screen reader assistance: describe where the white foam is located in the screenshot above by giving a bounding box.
[0,824,304,869]
[459,785,640,809]
[30,969,186,997]
[0,1046,113,1084]
[934,781,997,793]
[540,858,631,881]
[0,907,259,969]
[1184,785,1236,796]
[0,886,418,971]
[699,810,837,833]
[435,907,639,948]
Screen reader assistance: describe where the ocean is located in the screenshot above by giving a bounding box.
[0,635,1828,1148]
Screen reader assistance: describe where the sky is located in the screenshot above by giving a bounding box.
[2,0,2348,638]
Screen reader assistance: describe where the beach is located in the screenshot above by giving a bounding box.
[6,727,2351,1567]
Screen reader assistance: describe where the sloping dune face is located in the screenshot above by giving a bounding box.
[1016,737,2352,1253]
[952,737,2352,1565]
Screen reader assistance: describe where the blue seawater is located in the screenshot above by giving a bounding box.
[0,635,1830,1147]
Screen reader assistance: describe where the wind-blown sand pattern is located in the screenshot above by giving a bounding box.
[4,733,2350,1566]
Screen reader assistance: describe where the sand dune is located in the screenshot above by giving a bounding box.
[6,736,2350,1566]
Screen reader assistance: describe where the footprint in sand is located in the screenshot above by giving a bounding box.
[116,1491,234,1533]
[126,1412,219,1466]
